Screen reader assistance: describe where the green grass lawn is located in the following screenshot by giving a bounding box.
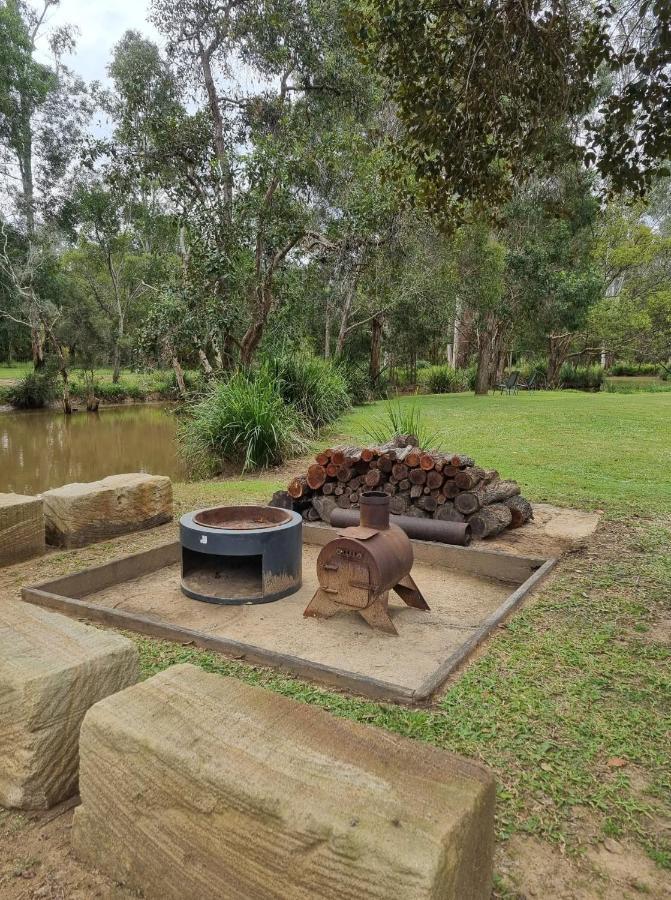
[0,361,31,381]
[330,391,671,515]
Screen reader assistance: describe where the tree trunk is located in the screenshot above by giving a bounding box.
[369,313,383,383]
[112,340,122,384]
[171,355,187,398]
[198,347,215,380]
[547,333,573,387]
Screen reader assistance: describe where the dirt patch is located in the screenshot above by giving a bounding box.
[496,835,670,899]
[486,503,601,559]
[0,805,135,899]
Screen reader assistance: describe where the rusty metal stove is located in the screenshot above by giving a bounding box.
[304,491,429,634]
[180,505,302,605]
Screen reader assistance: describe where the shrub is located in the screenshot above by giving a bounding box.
[364,399,442,449]
[337,361,373,405]
[607,361,661,377]
[559,363,604,391]
[6,371,58,409]
[426,365,470,394]
[270,354,350,427]
[179,371,310,473]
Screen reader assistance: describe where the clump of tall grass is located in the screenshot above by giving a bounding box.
[269,354,351,427]
[179,371,310,473]
[559,363,604,391]
[364,399,443,449]
[425,365,471,394]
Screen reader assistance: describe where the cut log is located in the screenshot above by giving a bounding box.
[419,453,436,471]
[405,449,421,468]
[505,496,533,528]
[336,466,354,483]
[314,450,331,466]
[302,507,321,522]
[349,476,363,490]
[334,485,345,496]
[399,479,411,492]
[389,494,410,515]
[455,479,520,515]
[442,465,459,478]
[322,482,336,496]
[418,496,437,513]
[378,456,394,474]
[312,496,337,523]
[423,486,431,495]
[269,491,294,510]
[443,481,460,499]
[454,467,485,491]
[409,468,427,486]
[450,455,475,468]
[382,483,397,495]
[469,504,512,539]
[336,494,352,509]
[288,476,308,499]
[326,463,338,478]
[410,485,424,500]
[435,493,447,506]
[361,448,377,462]
[392,463,409,481]
[426,470,444,490]
[479,480,521,506]
[405,507,429,518]
[364,469,382,488]
[435,503,466,523]
[307,465,327,490]
[349,491,360,505]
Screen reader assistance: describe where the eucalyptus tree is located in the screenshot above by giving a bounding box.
[122,0,371,367]
[0,0,89,367]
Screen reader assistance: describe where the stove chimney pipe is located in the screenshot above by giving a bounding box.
[359,490,390,531]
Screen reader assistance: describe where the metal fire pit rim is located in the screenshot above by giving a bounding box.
[180,506,302,537]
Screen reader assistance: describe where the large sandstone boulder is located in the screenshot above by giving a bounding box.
[0,600,139,810]
[73,664,495,899]
[0,492,44,567]
[42,473,173,548]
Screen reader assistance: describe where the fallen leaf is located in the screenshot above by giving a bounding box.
[607,757,627,768]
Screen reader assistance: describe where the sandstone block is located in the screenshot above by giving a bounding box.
[0,493,44,567]
[0,601,139,809]
[73,664,495,899]
[42,473,173,548]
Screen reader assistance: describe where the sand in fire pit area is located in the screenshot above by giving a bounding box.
[85,544,512,698]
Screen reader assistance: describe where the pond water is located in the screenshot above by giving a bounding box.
[0,404,187,495]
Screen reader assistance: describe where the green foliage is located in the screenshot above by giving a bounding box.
[6,370,57,409]
[364,400,442,449]
[336,361,375,405]
[559,364,604,391]
[269,354,350,428]
[179,372,310,473]
[608,361,664,377]
[426,365,470,394]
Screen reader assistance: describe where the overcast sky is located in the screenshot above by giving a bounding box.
[35,0,161,84]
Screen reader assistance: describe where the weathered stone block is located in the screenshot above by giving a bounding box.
[73,664,495,899]
[0,493,44,567]
[42,473,173,548]
[0,601,139,810]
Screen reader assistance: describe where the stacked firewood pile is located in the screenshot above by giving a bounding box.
[274,434,533,539]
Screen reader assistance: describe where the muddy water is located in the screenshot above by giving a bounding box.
[0,404,187,495]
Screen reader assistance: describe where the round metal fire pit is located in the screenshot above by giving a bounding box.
[180,505,302,605]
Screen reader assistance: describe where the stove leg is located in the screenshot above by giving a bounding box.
[303,589,342,619]
[393,574,430,610]
[359,593,398,635]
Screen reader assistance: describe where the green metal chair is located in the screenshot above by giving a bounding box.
[498,371,520,395]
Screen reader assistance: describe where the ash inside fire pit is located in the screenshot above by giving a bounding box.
[180,505,302,605]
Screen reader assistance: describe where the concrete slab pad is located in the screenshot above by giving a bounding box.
[22,531,555,702]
